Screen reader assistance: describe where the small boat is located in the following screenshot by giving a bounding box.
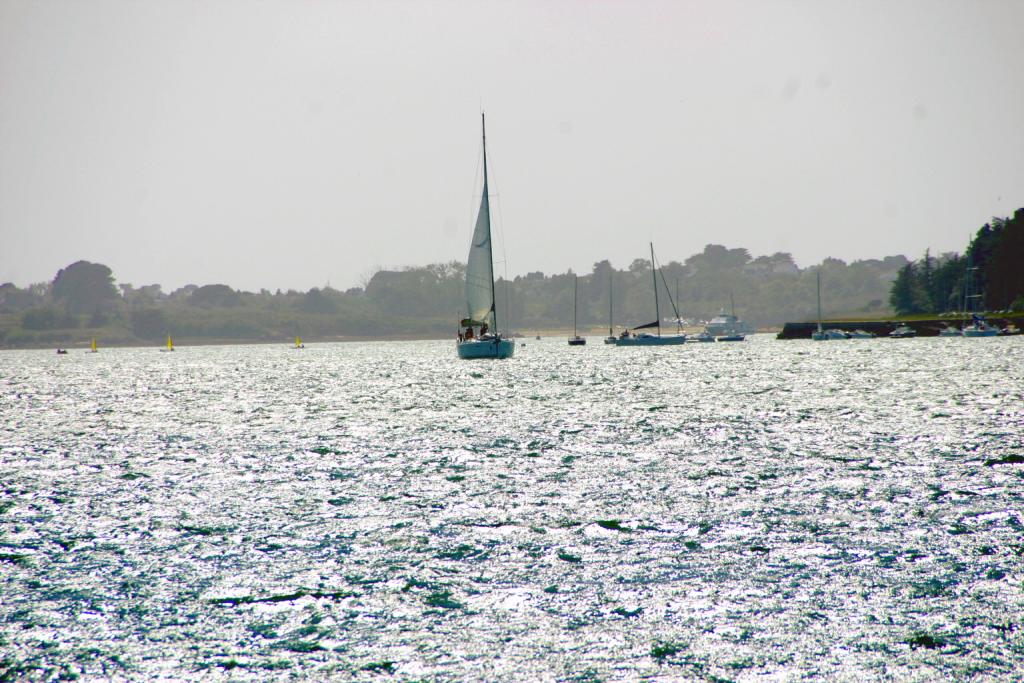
[159,335,175,351]
[568,275,586,346]
[615,243,686,346]
[293,336,305,349]
[456,114,515,360]
[1000,324,1021,336]
[56,348,68,355]
[89,337,98,353]
[706,293,752,340]
[960,257,998,337]
[889,324,916,338]
[938,325,962,337]
[962,315,999,337]
[847,329,876,339]
[689,331,715,343]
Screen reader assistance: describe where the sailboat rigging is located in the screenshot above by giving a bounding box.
[569,274,586,345]
[456,113,515,359]
[616,243,687,346]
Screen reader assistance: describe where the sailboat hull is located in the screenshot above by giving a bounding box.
[616,335,687,346]
[457,338,515,359]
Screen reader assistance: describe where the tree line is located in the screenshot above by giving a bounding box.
[889,208,1024,315]
[0,243,917,347]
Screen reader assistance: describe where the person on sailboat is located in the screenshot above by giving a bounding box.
[480,323,488,337]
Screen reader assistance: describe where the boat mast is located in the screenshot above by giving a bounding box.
[676,277,681,333]
[480,113,498,334]
[573,274,578,337]
[816,271,823,333]
[608,272,613,336]
[650,243,661,337]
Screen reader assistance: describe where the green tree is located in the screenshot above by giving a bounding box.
[22,307,78,330]
[889,263,925,314]
[302,288,337,314]
[131,308,169,340]
[984,208,1024,309]
[189,284,240,307]
[52,261,119,314]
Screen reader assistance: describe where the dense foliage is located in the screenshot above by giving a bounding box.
[0,244,911,347]
[889,208,1024,315]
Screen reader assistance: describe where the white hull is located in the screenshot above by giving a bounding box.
[616,334,687,346]
[812,328,847,340]
[457,338,515,359]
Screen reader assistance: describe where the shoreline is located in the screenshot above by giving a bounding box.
[776,314,1023,339]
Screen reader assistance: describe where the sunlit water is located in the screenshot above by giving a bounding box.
[2,335,1022,681]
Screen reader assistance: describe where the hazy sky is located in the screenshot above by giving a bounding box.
[2,1,1022,292]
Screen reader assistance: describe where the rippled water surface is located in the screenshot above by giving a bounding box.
[2,335,1023,681]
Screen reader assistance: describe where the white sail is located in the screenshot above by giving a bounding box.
[456,114,514,359]
[465,121,495,327]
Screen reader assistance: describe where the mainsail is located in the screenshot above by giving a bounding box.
[465,115,496,328]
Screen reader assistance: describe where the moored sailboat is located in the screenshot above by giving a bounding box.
[569,275,586,346]
[961,256,998,337]
[810,272,846,340]
[616,243,686,346]
[456,114,515,360]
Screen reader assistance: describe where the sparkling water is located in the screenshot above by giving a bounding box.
[2,335,1022,680]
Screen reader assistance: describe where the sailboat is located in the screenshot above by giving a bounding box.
[160,335,175,352]
[616,243,687,346]
[293,336,305,349]
[961,257,998,337]
[568,275,586,346]
[811,272,846,340]
[89,338,98,353]
[604,272,617,344]
[456,114,515,360]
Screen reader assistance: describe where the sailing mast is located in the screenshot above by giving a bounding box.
[608,273,613,336]
[573,275,579,338]
[481,113,497,334]
[650,242,660,337]
[816,272,823,334]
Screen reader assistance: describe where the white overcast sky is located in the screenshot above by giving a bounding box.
[1,0,1022,292]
